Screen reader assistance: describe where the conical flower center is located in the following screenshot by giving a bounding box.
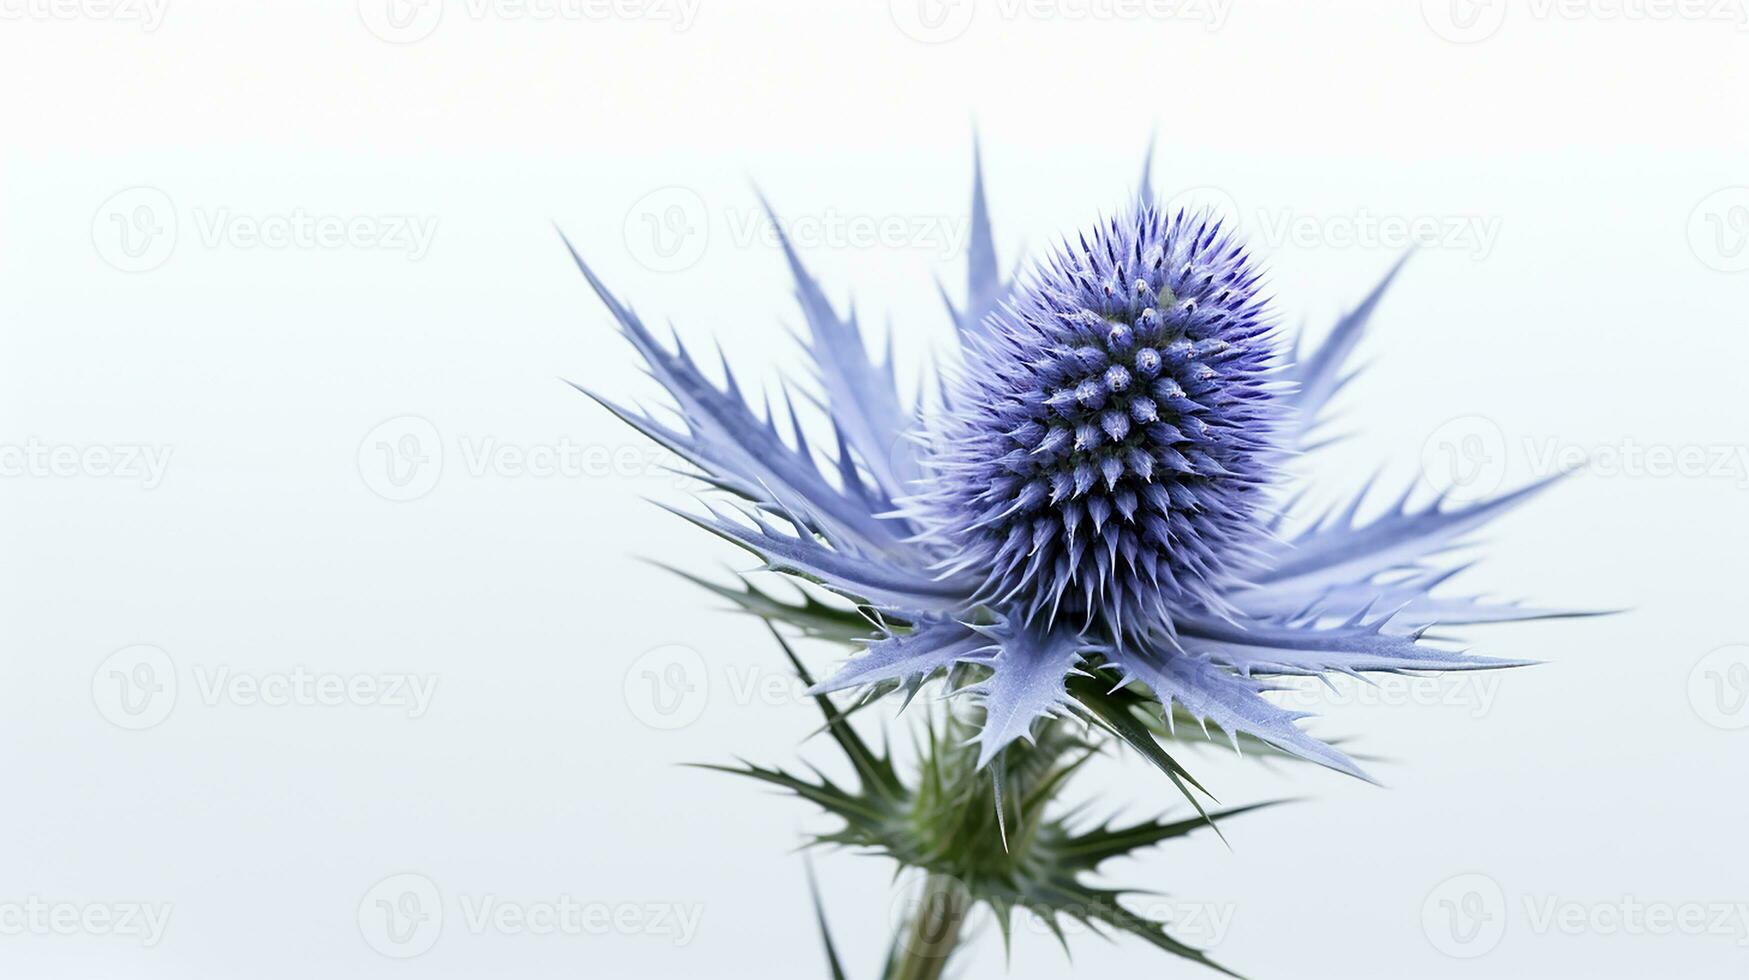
[925,208,1280,638]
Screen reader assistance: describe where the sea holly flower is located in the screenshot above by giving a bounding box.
[566,147,1588,786]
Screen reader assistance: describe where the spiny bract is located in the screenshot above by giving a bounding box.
[567,145,1591,779]
[915,205,1280,641]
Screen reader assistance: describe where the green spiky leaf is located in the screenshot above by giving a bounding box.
[804,859,849,980]
[702,635,1280,977]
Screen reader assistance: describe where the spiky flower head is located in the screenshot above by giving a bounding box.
[567,144,1601,980]
[568,143,1591,789]
[919,206,1280,640]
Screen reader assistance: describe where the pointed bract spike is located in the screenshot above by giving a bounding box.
[559,228,928,561]
[972,621,1088,769]
[1108,647,1373,781]
[1137,132,1157,204]
[1288,250,1412,446]
[808,619,988,696]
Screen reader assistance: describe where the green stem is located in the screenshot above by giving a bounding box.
[891,873,969,980]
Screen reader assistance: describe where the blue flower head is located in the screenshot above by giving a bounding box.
[916,205,1280,641]
[566,147,1592,779]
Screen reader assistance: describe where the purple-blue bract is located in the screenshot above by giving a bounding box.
[567,149,1586,775]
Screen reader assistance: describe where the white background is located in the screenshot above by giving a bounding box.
[3,0,1747,977]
